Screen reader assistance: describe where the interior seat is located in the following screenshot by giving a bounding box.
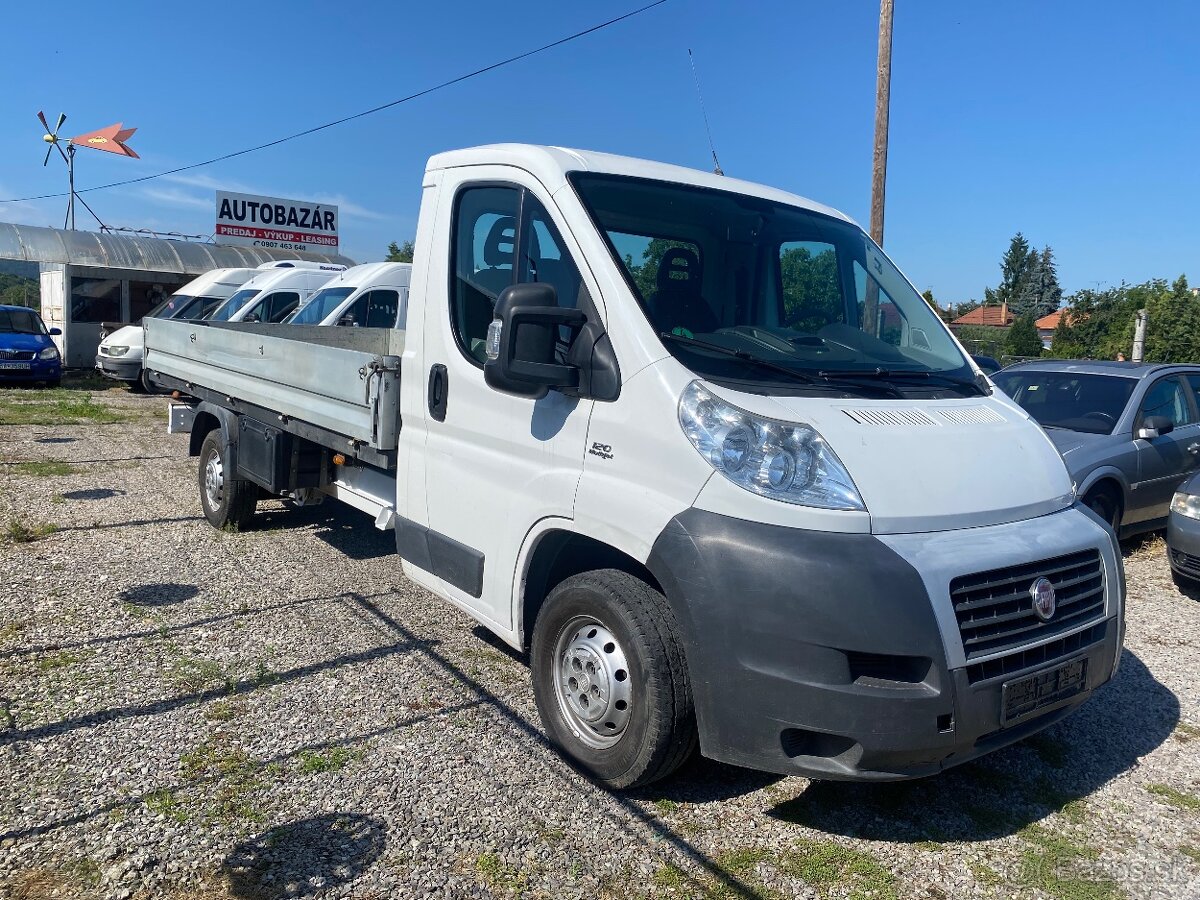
[648,247,717,335]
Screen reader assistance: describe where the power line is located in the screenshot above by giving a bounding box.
[4,1,668,205]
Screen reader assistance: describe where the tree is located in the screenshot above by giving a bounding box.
[386,240,414,263]
[983,232,1040,315]
[1143,275,1200,363]
[779,246,840,330]
[1014,245,1063,319]
[1005,314,1043,358]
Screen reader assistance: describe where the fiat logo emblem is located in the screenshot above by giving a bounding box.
[1030,577,1057,621]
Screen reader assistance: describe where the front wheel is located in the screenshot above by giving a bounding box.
[530,569,697,789]
[1083,485,1122,534]
[197,430,257,530]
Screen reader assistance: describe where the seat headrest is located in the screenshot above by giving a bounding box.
[482,216,517,267]
[656,247,701,293]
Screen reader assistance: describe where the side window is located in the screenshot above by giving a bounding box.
[1140,377,1194,428]
[340,290,401,328]
[1186,375,1200,415]
[452,186,520,363]
[267,291,300,322]
[780,241,841,332]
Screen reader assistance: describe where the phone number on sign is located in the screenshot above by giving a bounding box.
[252,240,313,251]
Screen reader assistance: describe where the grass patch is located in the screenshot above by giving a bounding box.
[968,860,1001,885]
[652,862,689,889]
[180,738,264,824]
[779,838,897,900]
[1173,722,1200,743]
[0,620,24,642]
[1145,783,1200,811]
[297,746,357,774]
[6,518,57,544]
[653,798,680,814]
[0,393,126,426]
[475,851,528,893]
[203,700,242,723]
[145,788,190,823]
[170,656,231,693]
[1015,823,1119,900]
[6,460,78,476]
[120,600,153,620]
[1180,845,1200,864]
[36,650,83,672]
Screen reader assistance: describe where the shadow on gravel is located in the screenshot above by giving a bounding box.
[119,582,200,607]
[222,814,387,899]
[767,649,1177,843]
[35,437,76,444]
[61,487,125,501]
[54,514,205,533]
[249,503,395,561]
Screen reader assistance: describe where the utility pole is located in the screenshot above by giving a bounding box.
[870,0,894,246]
[864,0,894,336]
[1131,309,1148,362]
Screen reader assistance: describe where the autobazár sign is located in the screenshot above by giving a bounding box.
[215,191,338,252]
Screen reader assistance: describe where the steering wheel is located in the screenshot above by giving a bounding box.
[1081,411,1116,424]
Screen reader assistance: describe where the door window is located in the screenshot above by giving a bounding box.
[339,289,401,328]
[1139,377,1195,428]
[452,186,520,363]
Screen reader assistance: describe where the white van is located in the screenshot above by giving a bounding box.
[96,267,259,390]
[286,262,412,328]
[208,265,346,324]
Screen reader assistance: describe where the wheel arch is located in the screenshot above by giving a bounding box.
[1078,467,1129,508]
[187,402,238,458]
[516,523,663,652]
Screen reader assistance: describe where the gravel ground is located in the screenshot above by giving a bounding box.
[1,376,1197,900]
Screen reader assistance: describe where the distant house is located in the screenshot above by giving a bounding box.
[1035,309,1069,349]
[950,302,1014,329]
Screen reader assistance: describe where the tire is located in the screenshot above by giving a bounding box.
[197,430,257,530]
[1083,485,1122,534]
[45,378,61,389]
[127,372,147,394]
[530,569,697,789]
[138,369,156,394]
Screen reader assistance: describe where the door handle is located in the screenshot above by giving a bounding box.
[428,364,448,422]
[1188,443,1200,454]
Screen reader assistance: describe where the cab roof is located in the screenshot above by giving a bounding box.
[1000,359,1200,381]
[425,144,854,225]
[320,262,413,289]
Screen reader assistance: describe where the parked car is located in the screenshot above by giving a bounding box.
[1167,471,1200,586]
[972,354,1002,375]
[285,262,412,328]
[0,305,62,387]
[993,360,1200,536]
[206,265,345,325]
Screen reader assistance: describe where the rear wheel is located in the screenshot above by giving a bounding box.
[138,369,156,393]
[198,430,257,530]
[530,569,697,789]
[1083,485,1122,534]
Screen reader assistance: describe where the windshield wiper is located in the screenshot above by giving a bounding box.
[819,367,986,396]
[660,332,901,397]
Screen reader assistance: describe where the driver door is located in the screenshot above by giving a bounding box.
[1131,375,1200,523]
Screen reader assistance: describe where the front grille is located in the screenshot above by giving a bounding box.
[966,620,1108,684]
[1172,549,1200,578]
[952,549,1105,660]
[0,349,34,361]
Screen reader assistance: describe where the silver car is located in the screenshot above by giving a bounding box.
[993,361,1200,537]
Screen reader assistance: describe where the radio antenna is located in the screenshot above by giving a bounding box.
[688,49,724,176]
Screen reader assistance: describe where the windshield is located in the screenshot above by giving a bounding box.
[992,370,1136,434]
[288,286,356,324]
[209,288,260,322]
[571,173,974,395]
[0,308,46,335]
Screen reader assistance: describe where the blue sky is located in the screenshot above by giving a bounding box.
[0,0,1195,303]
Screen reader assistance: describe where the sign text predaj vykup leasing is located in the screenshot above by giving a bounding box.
[214,191,338,252]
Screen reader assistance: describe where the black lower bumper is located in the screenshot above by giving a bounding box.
[95,355,140,381]
[647,508,1119,780]
[1167,512,1200,581]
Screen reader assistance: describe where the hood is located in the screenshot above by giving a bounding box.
[0,331,53,352]
[707,385,1075,535]
[1044,427,1108,457]
[102,324,142,347]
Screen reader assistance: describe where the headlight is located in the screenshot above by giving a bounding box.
[104,345,129,357]
[39,346,59,360]
[678,380,865,510]
[1171,491,1200,520]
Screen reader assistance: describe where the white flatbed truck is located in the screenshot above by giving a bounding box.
[146,144,1125,788]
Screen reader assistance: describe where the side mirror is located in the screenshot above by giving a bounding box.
[1137,415,1174,440]
[484,283,584,399]
[49,327,62,336]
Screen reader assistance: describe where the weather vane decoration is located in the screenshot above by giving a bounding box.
[38,110,138,230]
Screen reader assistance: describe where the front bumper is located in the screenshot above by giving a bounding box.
[95,354,141,382]
[647,505,1124,780]
[0,359,61,383]
[1166,510,1200,580]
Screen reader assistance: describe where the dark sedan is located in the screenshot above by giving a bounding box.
[993,361,1200,537]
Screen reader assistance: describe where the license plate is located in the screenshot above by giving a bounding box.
[1002,657,1088,725]
[0,361,30,370]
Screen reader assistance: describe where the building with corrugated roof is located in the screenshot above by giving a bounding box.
[0,222,354,367]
